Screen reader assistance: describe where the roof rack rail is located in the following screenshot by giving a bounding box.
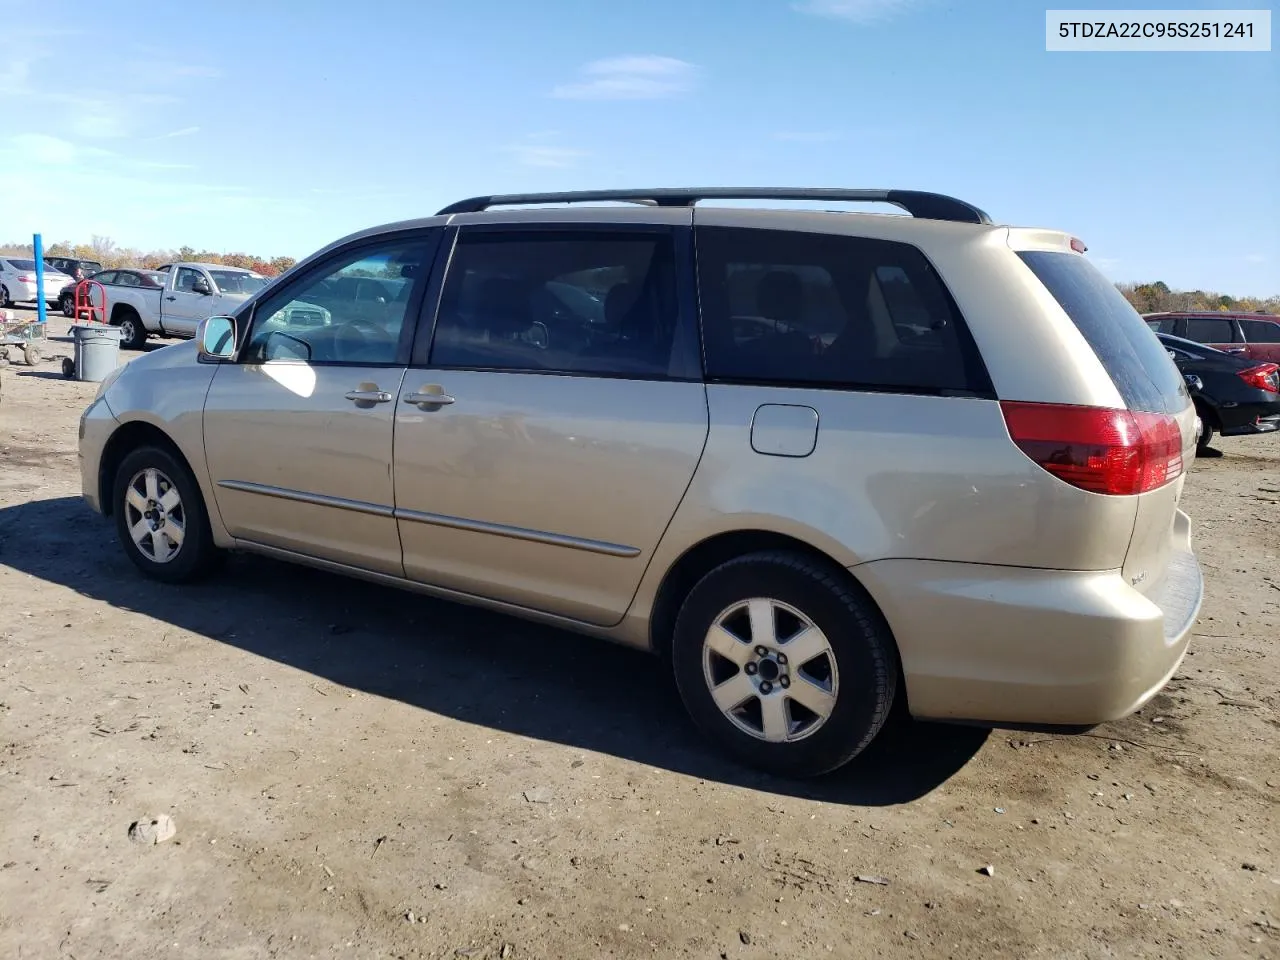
[436,188,992,224]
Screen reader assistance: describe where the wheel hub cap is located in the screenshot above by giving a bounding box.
[701,597,839,743]
[123,467,186,564]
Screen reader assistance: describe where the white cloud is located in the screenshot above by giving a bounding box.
[156,126,201,140]
[66,105,132,140]
[505,140,588,169]
[552,55,696,100]
[2,133,188,172]
[772,131,844,143]
[793,0,925,23]
[8,133,82,165]
[0,38,211,142]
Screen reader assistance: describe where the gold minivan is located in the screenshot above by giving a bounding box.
[79,189,1202,777]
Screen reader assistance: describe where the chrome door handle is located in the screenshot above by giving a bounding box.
[404,390,455,408]
[345,389,392,403]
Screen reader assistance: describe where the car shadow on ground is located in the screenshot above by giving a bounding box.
[0,495,989,806]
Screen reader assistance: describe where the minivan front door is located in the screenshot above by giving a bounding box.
[392,220,708,625]
[203,235,438,575]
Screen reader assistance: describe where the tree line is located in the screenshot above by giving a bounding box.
[1117,281,1277,316]
[0,235,296,278]
[3,237,1276,314]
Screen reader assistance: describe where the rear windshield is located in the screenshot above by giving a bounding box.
[1018,251,1187,414]
[7,259,37,270]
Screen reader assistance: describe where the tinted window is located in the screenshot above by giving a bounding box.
[244,241,428,365]
[430,230,681,378]
[1184,317,1235,343]
[96,271,120,285]
[1147,318,1177,334]
[1241,319,1280,343]
[696,227,987,394]
[6,259,37,270]
[1017,252,1187,414]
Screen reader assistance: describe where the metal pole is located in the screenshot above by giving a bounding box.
[33,234,47,326]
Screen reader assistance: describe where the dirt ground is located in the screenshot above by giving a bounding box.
[1,311,1277,960]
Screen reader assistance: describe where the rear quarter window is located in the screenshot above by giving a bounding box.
[1241,319,1280,343]
[1017,251,1187,414]
[696,226,991,395]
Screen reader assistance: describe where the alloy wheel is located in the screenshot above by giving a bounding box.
[123,467,186,563]
[701,598,839,743]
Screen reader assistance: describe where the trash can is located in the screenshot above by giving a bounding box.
[70,324,122,382]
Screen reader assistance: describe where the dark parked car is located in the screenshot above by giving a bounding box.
[1146,312,1280,364]
[1157,332,1280,453]
[44,257,104,283]
[58,268,169,318]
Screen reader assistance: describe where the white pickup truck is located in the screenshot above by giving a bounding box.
[105,262,271,349]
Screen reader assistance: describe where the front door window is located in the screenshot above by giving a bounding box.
[243,243,429,365]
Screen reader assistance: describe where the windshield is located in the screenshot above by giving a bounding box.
[210,271,270,295]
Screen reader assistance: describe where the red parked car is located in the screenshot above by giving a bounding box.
[1144,312,1280,364]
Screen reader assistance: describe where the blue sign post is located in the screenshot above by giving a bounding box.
[33,233,48,327]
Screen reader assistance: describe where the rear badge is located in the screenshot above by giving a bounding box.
[1130,571,1148,587]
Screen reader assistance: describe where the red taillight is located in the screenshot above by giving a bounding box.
[1238,363,1280,394]
[1070,237,1088,253]
[16,275,32,282]
[1001,402,1183,496]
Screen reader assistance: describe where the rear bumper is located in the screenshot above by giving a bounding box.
[8,281,39,302]
[855,515,1202,726]
[1220,411,1280,436]
[1216,397,1280,434]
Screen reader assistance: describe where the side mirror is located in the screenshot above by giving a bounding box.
[197,315,236,361]
[193,278,213,295]
[1183,374,1203,394]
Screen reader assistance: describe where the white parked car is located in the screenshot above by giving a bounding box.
[0,257,72,307]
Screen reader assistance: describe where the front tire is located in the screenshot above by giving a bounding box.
[116,312,147,350]
[112,446,219,583]
[671,551,898,778]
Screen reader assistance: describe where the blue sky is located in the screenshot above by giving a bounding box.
[2,0,1276,294]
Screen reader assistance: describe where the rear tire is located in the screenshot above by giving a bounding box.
[1194,402,1216,455]
[671,550,898,778]
[112,445,220,583]
[116,312,147,350]
[0,285,10,308]
[61,294,75,318]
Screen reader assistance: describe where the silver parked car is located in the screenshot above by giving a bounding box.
[78,188,1202,778]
